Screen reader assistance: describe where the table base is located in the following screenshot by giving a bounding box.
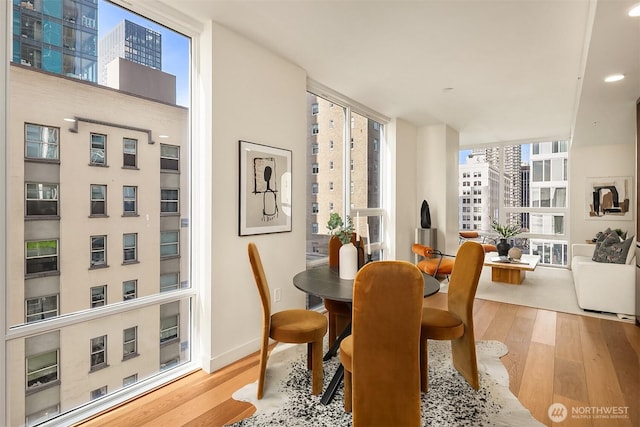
[491,266,525,285]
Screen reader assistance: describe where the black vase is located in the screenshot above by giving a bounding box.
[496,239,511,257]
[420,200,431,229]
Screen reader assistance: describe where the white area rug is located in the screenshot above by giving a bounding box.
[229,341,544,426]
[442,266,630,322]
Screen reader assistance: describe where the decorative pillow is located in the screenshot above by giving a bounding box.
[592,234,633,264]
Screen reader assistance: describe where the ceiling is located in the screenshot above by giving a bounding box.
[164,0,640,147]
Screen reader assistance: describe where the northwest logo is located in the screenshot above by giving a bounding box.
[548,403,568,422]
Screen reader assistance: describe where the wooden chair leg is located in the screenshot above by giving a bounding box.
[257,340,270,399]
[451,331,479,389]
[311,339,323,395]
[343,368,352,412]
[420,337,429,392]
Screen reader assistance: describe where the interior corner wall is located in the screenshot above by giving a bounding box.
[569,142,636,246]
[389,118,418,263]
[207,22,308,371]
[417,124,460,255]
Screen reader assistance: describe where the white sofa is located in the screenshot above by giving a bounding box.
[571,243,636,316]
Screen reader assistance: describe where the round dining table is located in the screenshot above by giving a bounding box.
[292,264,441,404]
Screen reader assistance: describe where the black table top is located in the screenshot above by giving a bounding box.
[293,264,441,302]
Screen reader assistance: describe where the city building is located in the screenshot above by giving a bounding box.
[12,0,98,82]
[98,19,162,86]
[459,152,500,232]
[6,64,189,426]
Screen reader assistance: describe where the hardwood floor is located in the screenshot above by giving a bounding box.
[78,294,640,427]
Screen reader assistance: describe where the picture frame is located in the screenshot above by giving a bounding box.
[585,176,633,221]
[239,140,292,235]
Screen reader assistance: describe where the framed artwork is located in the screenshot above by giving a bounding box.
[239,140,292,235]
[585,176,633,220]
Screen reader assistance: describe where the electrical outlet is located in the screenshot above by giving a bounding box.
[274,288,281,302]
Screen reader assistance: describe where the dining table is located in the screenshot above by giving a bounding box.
[293,264,441,404]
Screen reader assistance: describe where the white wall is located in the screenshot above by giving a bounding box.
[206,23,308,371]
[417,124,460,256]
[569,143,636,245]
[389,118,418,263]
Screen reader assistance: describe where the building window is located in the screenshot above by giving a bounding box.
[311,123,319,135]
[90,336,107,371]
[25,123,59,160]
[25,240,58,275]
[90,185,107,216]
[123,138,137,168]
[25,183,58,216]
[123,233,137,263]
[26,295,58,323]
[160,231,179,258]
[123,374,137,387]
[160,315,179,343]
[160,144,179,171]
[311,143,319,154]
[311,183,319,194]
[312,202,319,214]
[123,327,138,359]
[160,272,179,293]
[329,161,334,170]
[312,223,319,234]
[160,189,179,214]
[90,133,106,165]
[123,280,137,301]
[90,235,107,267]
[90,386,107,400]
[312,163,319,174]
[91,285,106,308]
[26,350,59,390]
[123,186,137,215]
[311,103,319,115]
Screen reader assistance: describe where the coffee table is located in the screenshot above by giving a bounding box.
[483,252,540,285]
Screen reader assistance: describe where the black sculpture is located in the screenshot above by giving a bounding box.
[420,200,431,229]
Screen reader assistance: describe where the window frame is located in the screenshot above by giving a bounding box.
[25,295,58,323]
[123,233,137,264]
[90,335,107,371]
[90,285,106,308]
[25,239,58,276]
[90,235,107,268]
[160,314,179,344]
[90,184,107,216]
[123,185,137,215]
[160,231,179,258]
[160,188,179,214]
[90,133,107,166]
[122,280,137,301]
[26,349,59,391]
[24,123,59,161]
[122,326,138,360]
[123,137,137,168]
[160,144,179,171]
[25,182,59,217]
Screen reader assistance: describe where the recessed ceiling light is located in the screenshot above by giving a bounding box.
[604,74,625,82]
[158,135,169,138]
[63,118,76,122]
[628,3,640,16]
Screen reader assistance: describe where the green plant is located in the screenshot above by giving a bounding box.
[327,212,354,244]
[490,218,522,239]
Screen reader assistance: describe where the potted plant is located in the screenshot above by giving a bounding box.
[327,213,357,279]
[490,218,522,257]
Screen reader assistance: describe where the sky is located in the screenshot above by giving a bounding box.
[98,0,190,107]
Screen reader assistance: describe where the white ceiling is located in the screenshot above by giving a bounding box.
[165,0,640,147]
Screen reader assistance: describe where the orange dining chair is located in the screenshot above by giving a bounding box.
[247,242,328,399]
[339,261,424,426]
[411,243,455,279]
[420,241,484,392]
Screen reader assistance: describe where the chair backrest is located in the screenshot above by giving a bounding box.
[248,242,271,324]
[447,241,484,325]
[351,260,424,427]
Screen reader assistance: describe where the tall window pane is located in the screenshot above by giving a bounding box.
[7,3,192,425]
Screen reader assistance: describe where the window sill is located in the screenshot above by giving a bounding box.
[160,212,180,216]
[160,338,179,347]
[122,166,139,170]
[89,363,109,373]
[122,260,139,266]
[160,169,180,174]
[122,213,140,217]
[89,264,109,270]
[160,255,180,261]
[25,379,61,396]
[25,215,60,221]
[122,352,139,362]
[88,163,109,168]
[24,158,60,165]
[25,271,60,280]
[89,214,109,218]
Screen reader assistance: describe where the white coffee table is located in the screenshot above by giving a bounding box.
[483,252,540,285]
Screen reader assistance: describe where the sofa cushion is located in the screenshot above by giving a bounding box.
[592,234,634,264]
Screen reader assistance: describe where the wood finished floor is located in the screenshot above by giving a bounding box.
[78,293,640,427]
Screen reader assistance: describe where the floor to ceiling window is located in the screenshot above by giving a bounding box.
[459,141,569,267]
[305,84,387,305]
[4,1,194,425]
